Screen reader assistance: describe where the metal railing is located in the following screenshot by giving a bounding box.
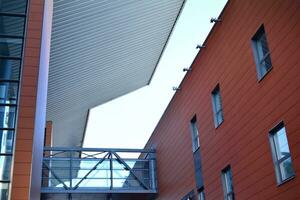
[41,147,157,194]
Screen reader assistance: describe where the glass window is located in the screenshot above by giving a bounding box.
[212,84,224,127]
[0,15,25,36]
[0,38,23,57]
[0,0,28,14]
[0,82,18,104]
[0,182,9,200]
[0,130,13,154]
[181,190,195,200]
[0,59,21,80]
[0,156,12,181]
[221,166,234,200]
[198,188,205,200]
[0,106,16,128]
[190,116,200,152]
[251,25,272,79]
[0,2,27,199]
[269,122,295,184]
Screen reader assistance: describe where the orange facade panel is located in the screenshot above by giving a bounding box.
[146,0,300,199]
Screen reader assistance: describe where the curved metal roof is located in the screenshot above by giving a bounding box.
[46,0,185,147]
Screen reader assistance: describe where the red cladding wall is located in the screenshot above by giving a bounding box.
[146,0,300,199]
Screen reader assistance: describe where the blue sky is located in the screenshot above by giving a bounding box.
[83,0,228,149]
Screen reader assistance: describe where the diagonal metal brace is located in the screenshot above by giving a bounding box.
[73,152,109,190]
[111,151,149,190]
[43,161,69,190]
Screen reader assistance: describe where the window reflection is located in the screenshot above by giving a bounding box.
[0,130,13,154]
[0,1,27,198]
[0,15,25,36]
[0,59,21,80]
[270,123,295,184]
[0,0,28,14]
[0,182,9,200]
[0,82,18,104]
[0,106,16,128]
[0,156,11,180]
[0,38,23,57]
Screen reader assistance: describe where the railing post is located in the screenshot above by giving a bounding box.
[69,150,73,190]
[149,151,157,190]
[109,152,113,190]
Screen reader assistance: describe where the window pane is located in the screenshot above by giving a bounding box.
[214,92,222,112]
[190,117,200,151]
[252,25,272,79]
[0,182,9,200]
[0,106,16,128]
[228,193,234,200]
[0,155,12,180]
[273,127,290,159]
[262,54,272,72]
[0,38,23,57]
[216,111,223,124]
[0,15,25,36]
[0,130,13,154]
[222,167,234,199]
[258,33,269,56]
[198,191,205,200]
[0,59,21,80]
[0,0,28,14]
[0,82,18,104]
[270,123,295,183]
[225,171,233,192]
[212,86,223,127]
[192,125,199,149]
[279,157,295,181]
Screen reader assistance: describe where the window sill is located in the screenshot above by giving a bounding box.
[258,67,272,83]
[277,175,295,187]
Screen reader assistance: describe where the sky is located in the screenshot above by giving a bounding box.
[83,0,228,149]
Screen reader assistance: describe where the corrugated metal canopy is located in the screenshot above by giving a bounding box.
[46,0,185,147]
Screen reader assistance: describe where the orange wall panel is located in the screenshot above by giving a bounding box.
[146,0,300,199]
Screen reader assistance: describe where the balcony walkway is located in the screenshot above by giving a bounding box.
[41,147,157,200]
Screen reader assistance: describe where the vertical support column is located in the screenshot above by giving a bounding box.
[149,151,157,190]
[109,152,113,190]
[69,150,73,189]
[29,0,53,199]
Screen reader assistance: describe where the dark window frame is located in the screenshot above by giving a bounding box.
[221,166,234,200]
[211,84,224,128]
[198,187,205,200]
[251,24,272,80]
[269,122,295,185]
[190,115,200,152]
[181,190,195,200]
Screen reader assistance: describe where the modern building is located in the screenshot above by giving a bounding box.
[0,0,299,200]
[0,0,185,199]
[145,0,300,199]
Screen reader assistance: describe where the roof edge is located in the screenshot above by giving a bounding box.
[147,0,187,85]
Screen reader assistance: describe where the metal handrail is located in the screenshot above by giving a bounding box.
[44,146,156,153]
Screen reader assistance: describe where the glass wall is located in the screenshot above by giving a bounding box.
[0,0,28,199]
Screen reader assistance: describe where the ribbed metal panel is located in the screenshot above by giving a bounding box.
[47,0,185,147]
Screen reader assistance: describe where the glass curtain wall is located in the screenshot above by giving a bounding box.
[0,0,28,199]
